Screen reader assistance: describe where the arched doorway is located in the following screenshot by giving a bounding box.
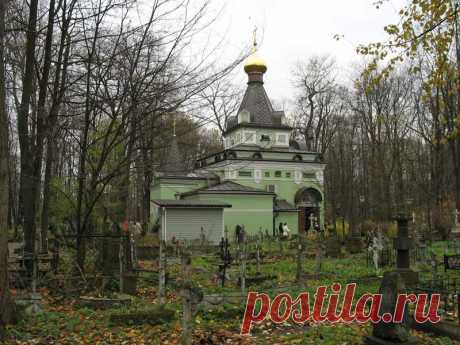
[295,187,322,233]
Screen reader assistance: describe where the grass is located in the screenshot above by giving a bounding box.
[4,239,460,344]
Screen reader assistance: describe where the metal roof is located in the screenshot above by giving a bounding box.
[181,180,275,197]
[152,199,232,208]
[225,71,290,133]
[274,199,298,212]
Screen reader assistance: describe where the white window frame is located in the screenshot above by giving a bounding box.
[316,170,324,185]
[243,130,256,145]
[254,169,262,183]
[294,170,302,184]
[275,133,288,146]
[235,133,241,145]
[266,184,277,193]
[227,169,237,179]
[238,110,250,124]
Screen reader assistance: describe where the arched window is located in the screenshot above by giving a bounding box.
[227,151,237,159]
[293,154,302,161]
[252,152,263,160]
[315,153,324,163]
[294,187,323,207]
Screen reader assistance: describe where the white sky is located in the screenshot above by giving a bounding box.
[212,0,407,105]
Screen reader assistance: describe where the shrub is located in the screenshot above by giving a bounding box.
[335,220,349,238]
[385,221,398,238]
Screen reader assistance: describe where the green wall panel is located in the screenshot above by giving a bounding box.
[183,193,274,236]
[275,212,299,235]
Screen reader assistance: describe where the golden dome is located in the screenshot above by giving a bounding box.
[244,51,267,74]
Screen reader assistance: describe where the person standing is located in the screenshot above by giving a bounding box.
[282,223,291,239]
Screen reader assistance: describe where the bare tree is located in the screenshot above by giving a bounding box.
[199,76,243,135]
[291,55,343,154]
[0,0,15,335]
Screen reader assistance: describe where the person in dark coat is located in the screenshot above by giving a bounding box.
[235,224,242,243]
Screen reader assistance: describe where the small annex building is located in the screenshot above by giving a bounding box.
[152,199,231,244]
[151,41,325,244]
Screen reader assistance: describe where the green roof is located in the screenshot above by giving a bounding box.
[274,199,298,212]
[181,180,275,197]
[152,199,232,208]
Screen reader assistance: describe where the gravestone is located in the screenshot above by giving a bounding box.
[393,214,418,287]
[97,238,120,273]
[364,271,418,345]
[325,236,341,258]
[346,220,362,254]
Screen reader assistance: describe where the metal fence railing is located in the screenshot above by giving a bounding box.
[415,277,460,323]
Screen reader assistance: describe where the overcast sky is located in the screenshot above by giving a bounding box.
[212,0,407,106]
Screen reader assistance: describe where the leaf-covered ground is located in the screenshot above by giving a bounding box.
[4,240,460,345]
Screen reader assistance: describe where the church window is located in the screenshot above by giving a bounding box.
[244,131,256,144]
[239,171,252,177]
[254,169,262,183]
[303,172,315,179]
[267,184,276,193]
[235,133,241,143]
[227,151,237,159]
[238,110,250,124]
[275,171,282,178]
[260,134,270,142]
[294,170,302,183]
[293,154,302,161]
[252,152,262,160]
[285,172,291,178]
[276,133,288,145]
[265,171,270,177]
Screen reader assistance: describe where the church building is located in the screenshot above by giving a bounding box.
[152,44,325,244]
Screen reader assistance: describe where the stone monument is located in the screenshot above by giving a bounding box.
[364,271,418,345]
[393,213,419,287]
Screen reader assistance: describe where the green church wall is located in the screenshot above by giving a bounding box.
[275,212,299,235]
[183,193,274,236]
[151,179,207,200]
[225,176,324,228]
[225,127,292,151]
[150,178,208,223]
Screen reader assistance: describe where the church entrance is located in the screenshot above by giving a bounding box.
[295,188,322,233]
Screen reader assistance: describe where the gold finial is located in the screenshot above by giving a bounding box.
[244,26,267,75]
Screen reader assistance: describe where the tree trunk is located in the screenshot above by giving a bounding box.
[35,0,56,254]
[0,0,16,335]
[17,0,39,277]
[40,139,54,253]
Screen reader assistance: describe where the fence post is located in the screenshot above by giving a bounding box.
[159,239,166,304]
[457,292,460,324]
[256,238,261,274]
[315,233,324,276]
[240,240,246,294]
[119,237,124,293]
[296,231,305,282]
[180,252,193,345]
